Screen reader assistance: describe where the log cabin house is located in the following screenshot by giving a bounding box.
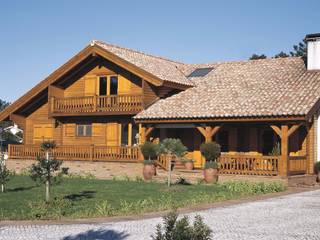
[1,33,320,180]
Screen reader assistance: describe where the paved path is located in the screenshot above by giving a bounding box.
[1,190,320,240]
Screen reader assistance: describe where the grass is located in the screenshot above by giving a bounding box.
[0,175,285,220]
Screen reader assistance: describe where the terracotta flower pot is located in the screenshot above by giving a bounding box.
[143,164,155,180]
[203,168,218,183]
[184,161,194,170]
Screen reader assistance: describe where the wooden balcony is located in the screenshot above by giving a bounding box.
[50,94,143,116]
[8,144,141,162]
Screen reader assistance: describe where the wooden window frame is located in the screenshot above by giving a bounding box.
[76,124,92,137]
[98,74,118,96]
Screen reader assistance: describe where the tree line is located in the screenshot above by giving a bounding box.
[249,39,307,61]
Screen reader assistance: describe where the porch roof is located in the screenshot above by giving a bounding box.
[135,57,320,121]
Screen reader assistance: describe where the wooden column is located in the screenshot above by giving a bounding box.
[128,123,132,146]
[196,125,222,143]
[280,125,289,177]
[270,124,302,177]
[306,121,315,174]
[138,124,154,145]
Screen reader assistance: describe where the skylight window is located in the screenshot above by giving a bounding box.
[187,67,213,78]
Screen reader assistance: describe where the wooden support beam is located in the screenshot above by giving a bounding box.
[270,125,281,137]
[145,127,154,137]
[196,125,222,143]
[287,124,302,138]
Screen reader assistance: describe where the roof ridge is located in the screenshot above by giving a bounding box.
[92,40,186,66]
[186,56,303,67]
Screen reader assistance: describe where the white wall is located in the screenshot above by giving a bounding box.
[308,40,320,71]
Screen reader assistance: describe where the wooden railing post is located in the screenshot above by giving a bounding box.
[90,145,94,161]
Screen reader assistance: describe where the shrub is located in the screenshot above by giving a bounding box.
[152,211,212,240]
[140,141,159,160]
[40,140,56,151]
[204,161,219,169]
[143,159,155,165]
[200,142,221,162]
[0,163,12,193]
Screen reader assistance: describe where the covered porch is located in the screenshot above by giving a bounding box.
[139,119,315,178]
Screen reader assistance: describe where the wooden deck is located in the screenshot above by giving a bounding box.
[50,94,143,116]
[8,144,141,162]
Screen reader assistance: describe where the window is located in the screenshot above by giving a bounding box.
[99,77,107,96]
[76,124,92,137]
[110,76,118,95]
[217,131,229,152]
[187,67,214,78]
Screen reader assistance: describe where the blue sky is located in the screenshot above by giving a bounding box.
[0,0,319,102]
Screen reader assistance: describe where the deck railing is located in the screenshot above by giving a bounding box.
[51,94,143,114]
[288,155,307,175]
[8,144,140,162]
[219,154,279,176]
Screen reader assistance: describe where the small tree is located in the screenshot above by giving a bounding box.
[152,211,212,240]
[30,141,68,202]
[159,138,188,158]
[159,138,188,187]
[0,161,11,193]
[200,142,221,169]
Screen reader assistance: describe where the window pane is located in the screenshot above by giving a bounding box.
[99,77,107,96]
[110,76,118,95]
[85,125,92,136]
[77,125,84,136]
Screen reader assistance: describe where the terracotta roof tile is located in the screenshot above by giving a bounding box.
[93,40,193,87]
[135,57,320,120]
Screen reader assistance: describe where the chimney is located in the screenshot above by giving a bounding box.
[306,33,320,71]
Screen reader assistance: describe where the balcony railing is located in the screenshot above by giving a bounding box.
[50,94,143,115]
[8,144,141,162]
[219,154,279,176]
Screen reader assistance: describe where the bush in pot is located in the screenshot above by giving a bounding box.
[200,141,221,183]
[140,141,159,180]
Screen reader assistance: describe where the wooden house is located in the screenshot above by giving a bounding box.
[1,33,320,179]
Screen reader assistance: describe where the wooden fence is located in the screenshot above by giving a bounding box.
[8,144,140,162]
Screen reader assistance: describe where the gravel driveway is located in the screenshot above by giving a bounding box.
[1,189,320,240]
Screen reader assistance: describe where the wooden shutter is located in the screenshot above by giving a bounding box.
[118,75,131,94]
[65,124,76,137]
[92,123,104,137]
[84,76,97,96]
[33,124,53,143]
[106,123,119,146]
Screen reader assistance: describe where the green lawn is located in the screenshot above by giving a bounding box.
[0,175,285,220]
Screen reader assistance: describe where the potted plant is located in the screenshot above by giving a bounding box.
[140,141,159,180]
[315,162,320,182]
[200,141,221,183]
[182,158,194,170]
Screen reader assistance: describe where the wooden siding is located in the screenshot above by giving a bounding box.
[143,80,158,106]
[25,103,62,145]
